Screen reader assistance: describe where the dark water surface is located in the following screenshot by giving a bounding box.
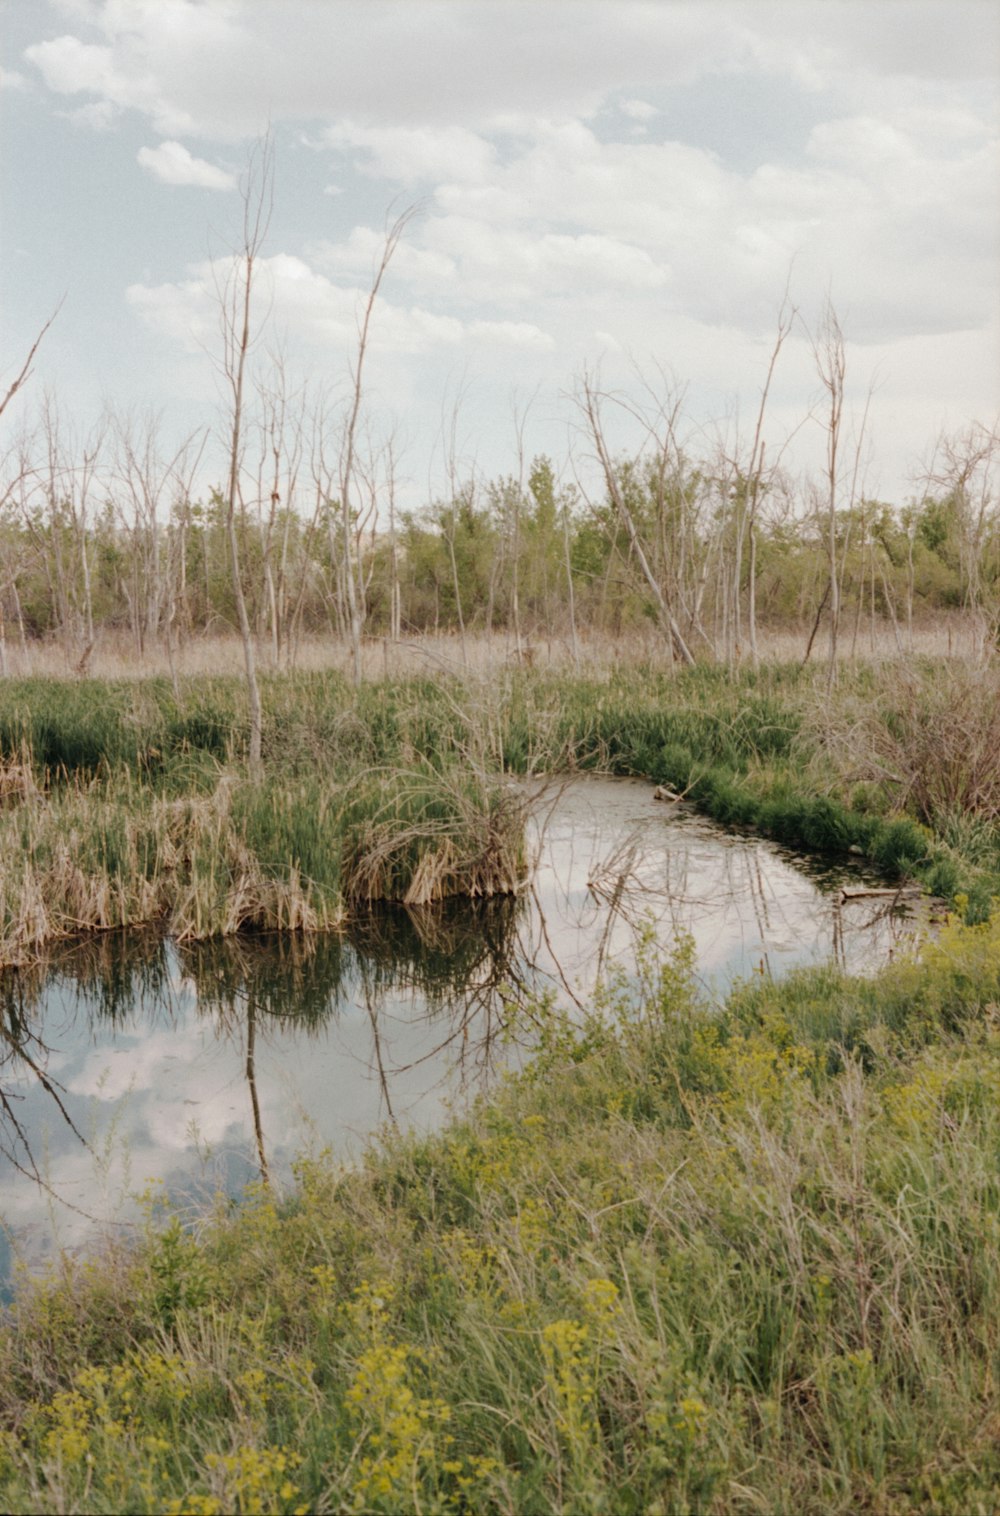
[0,778,926,1287]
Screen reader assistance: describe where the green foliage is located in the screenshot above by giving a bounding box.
[4,419,994,646]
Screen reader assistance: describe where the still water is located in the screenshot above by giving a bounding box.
[0,778,925,1287]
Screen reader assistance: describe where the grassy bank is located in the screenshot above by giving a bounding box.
[0,656,997,962]
[0,912,997,1512]
[501,659,1000,916]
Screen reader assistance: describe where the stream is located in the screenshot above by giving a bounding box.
[0,777,927,1292]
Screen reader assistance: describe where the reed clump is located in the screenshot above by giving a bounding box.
[0,765,521,964]
[0,917,997,1512]
[341,766,528,907]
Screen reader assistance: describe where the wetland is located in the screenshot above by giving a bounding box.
[0,662,996,1515]
[1,776,924,1288]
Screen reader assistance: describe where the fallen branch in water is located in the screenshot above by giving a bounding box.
[838,885,922,902]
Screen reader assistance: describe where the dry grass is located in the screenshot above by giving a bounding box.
[0,638,996,963]
[0,781,330,962]
[0,750,39,804]
[0,780,314,963]
[0,761,530,965]
[2,614,989,684]
[757,614,992,666]
[807,660,1000,829]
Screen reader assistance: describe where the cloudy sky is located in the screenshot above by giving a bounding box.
[2,0,998,507]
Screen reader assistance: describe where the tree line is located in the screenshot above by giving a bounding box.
[1,408,997,670]
[4,142,998,695]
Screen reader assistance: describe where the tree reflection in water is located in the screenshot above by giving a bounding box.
[0,966,87,1188]
[0,780,930,1238]
[0,895,530,1191]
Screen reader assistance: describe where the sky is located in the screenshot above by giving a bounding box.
[2,0,999,511]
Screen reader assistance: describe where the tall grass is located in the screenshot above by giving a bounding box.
[1,621,986,685]
[2,655,998,1509]
[0,773,525,967]
[339,764,527,907]
[0,656,996,963]
[0,915,997,1512]
[807,659,1000,827]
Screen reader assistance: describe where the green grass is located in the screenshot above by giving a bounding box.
[0,658,996,955]
[1,914,998,1512]
[496,661,1000,915]
[0,675,529,961]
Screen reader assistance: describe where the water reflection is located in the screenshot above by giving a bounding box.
[0,778,928,1284]
[0,971,87,1187]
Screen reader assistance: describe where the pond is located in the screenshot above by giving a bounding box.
[0,777,927,1292]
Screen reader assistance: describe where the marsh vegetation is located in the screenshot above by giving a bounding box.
[0,775,922,1281]
[2,59,998,1511]
[3,291,1000,1511]
[0,643,994,1508]
[0,655,996,968]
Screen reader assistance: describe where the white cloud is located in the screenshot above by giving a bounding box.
[25,35,118,96]
[309,228,458,289]
[11,1,999,506]
[24,32,176,123]
[324,120,496,184]
[125,273,217,354]
[390,98,995,346]
[49,1,103,20]
[21,3,743,139]
[20,2,998,149]
[66,99,121,130]
[0,67,30,91]
[620,98,659,121]
[423,217,671,304]
[25,27,199,135]
[126,253,554,359]
[466,320,554,351]
[137,140,237,190]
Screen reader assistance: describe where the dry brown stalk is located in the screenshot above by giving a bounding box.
[806,658,1000,827]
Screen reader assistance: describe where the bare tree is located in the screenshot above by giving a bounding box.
[577,370,696,666]
[338,208,416,685]
[809,301,877,683]
[384,428,403,647]
[739,288,797,667]
[709,293,799,667]
[436,379,474,666]
[921,420,1000,645]
[250,353,306,664]
[110,408,205,667]
[507,391,535,661]
[0,423,46,673]
[215,134,274,773]
[1,310,63,670]
[813,301,846,689]
[26,394,106,664]
[0,304,62,425]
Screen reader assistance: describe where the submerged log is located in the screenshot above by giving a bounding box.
[838,886,922,902]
